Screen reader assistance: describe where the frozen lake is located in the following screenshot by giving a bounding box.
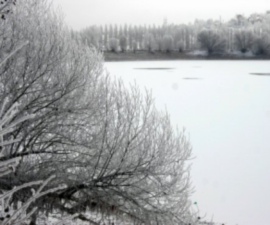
[105,60,270,225]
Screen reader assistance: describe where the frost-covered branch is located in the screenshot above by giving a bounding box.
[0,101,67,224]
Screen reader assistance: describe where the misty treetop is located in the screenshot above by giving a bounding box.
[79,11,270,56]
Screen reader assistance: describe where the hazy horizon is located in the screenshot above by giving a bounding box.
[53,0,270,30]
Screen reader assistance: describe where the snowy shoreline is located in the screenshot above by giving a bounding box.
[104,50,270,61]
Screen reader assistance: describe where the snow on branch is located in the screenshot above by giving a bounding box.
[0,100,71,225]
[0,0,16,20]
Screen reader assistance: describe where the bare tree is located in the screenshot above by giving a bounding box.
[0,0,103,160]
[119,36,127,52]
[143,33,156,52]
[80,26,101,50]
[131,40,137,53]
[234,30,255,53]
[36,78,193,224]
[176,40,185,52]
[252,35,270,55]
[162,35,174,53]
[0,0,102,206]
[0,1,193,224]
[197,30,226,54]
[108,38,119,52]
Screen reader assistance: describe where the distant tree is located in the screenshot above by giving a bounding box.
[236,14,247,27]
[131,40,137,53]
[197,30,226,54]
[143,33,156,52]
[109,24,113,38]
[156,37,163,51]
[138,25,144,50]
[114,24,118,38]
[252,35,270,55]
[119,35,127,52]
[176,40,185,52]
[128,24,133,50]
[104,25,108,50]
[174,27,185,47]
[99,25,103,35]
[185,26,191,50]
[248,13,262,24]
[119,25,123,37]
[80,26,100,49]
[229,14,249,29]
[133,25,142,49]
[124,23,128,37]
[109,37,119,52]
[234,30,255,53]
[100,10,270,55]
[162,35,174,53]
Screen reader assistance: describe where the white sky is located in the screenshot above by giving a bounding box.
[53,0,270,30]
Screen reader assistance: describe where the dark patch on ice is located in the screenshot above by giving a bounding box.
[250,73,270,76]
[134,68,175,70]
[183,77,201,80]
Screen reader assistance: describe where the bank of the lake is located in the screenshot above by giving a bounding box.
[104,50,270,61]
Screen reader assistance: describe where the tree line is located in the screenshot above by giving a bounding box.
[0,0,195,224]
[79,12,270,55]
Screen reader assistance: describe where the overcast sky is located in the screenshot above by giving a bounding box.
[53,0,270,30]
